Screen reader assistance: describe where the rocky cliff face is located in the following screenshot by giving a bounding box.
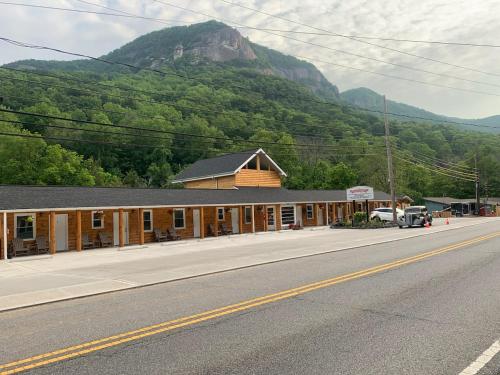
[184,27,257,62]
[6,21,339,99]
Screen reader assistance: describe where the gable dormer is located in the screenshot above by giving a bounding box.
[172,149,287,189]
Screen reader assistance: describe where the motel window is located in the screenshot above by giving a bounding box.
[174,209,185,229]
[306,204,314,220]
[281,206,296,226]
[143,210,153,232]
[217,207,225,221]
[15,213,36,240]
[92,211,104,229]
[244,206,252,224]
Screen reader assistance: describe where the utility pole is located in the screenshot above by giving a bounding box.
[383,95,397,223]
[474,154,480,215]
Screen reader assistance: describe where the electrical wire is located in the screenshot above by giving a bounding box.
[0,108,386,151]
[393,150,476,178]
[2,39,500,132]
[216,0,500,78]
[393,155,476,181]
[3,1,499,49]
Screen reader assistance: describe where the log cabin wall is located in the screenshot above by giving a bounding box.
[234,169,282,188]
[275,204,282,231]
[254,206,266,232]
[184,176,236,189]
[240,205,254,233]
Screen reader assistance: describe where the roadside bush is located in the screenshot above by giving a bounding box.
[353,212,367,225]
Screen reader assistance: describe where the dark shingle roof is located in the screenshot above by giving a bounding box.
[0,185,394,211]
[173,149,260,182]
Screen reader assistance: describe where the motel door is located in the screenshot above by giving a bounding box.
[55,214,69,252]
[267,206,276,231]
[317,206,324,226]
[296,205,303,226]
[113,212,129,246]
[230,208,239,234]
[193,209,201,238]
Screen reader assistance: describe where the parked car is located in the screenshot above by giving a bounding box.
[397,206,433,228]
[370,207,403,222]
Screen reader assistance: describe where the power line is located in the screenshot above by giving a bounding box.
[0,1,186,26]
[393,150,476,178]
[4,0,499,93]
[0,130,379,157]
[5,1,500,49]
[2,39,500,132]
[0,70,372,137]
[216,0,500,79]
[393,145,475,172]
[394,155,476,181]
[0,108,386,151]
[153,0,500,85]
[294,54,500,97]
[0,80,381,143]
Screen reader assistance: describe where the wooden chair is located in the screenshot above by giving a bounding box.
[82,233,95,250]
[154,228,168,242]
[220,223,233,235]
[289,221,303,230]
[11,238,30,257]
[98,232,113,247]
[35,236,49,254]
[167,227,181,241]
[208,224,220,237]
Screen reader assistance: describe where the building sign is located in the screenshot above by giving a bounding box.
[346,186,374,201]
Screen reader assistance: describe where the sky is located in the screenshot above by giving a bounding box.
[1,0,500,119]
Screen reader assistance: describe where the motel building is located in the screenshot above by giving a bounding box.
[0,149,405,260]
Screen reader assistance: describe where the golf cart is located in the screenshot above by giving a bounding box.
[397,206,432,228]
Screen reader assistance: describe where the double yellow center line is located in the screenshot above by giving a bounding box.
[2,231,499,374]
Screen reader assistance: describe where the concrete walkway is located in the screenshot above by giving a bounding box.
[0,216,498,312]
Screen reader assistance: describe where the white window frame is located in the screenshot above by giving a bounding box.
[143,209,153,232]
[91,210,104,229]
[280,205,296,227]
[244,206,252,224]
[217,207,225,221]
[306,204,314,220]
[173,208,185,229]
[14,213,36,240]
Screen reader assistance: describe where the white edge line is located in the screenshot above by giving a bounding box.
[459,339,500,375]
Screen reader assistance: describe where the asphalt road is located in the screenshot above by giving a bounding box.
[1,221,499,375]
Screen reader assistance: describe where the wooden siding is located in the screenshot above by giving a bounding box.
[235,169,281,188]
[1,199,394,259]
[184,175,236,189]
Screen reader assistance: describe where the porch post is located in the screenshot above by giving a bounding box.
[49,211,56,254]
[314,204,318,226]
[118,208,124,248]
[200,207,205,239]
[239,206,243,234]
[276,204,281,231]
[76,210,82,251]
[325,202,329,225]
[138,208,144,245]
[263,207,268,232]
[251,205,255,233]
[213,207,218,237]
[2,212,7,260]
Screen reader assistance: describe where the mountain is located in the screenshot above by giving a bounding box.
[1,21,499,198]
[6,21,339,101]
[340,87,500,134]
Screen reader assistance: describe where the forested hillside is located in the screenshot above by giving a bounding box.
[1,21,499,201]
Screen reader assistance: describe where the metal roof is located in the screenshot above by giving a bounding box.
[0,185,393,211]
[424,197,500,205]
[172,148,287,183]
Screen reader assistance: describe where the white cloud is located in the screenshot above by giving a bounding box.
[1,0,500,118]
